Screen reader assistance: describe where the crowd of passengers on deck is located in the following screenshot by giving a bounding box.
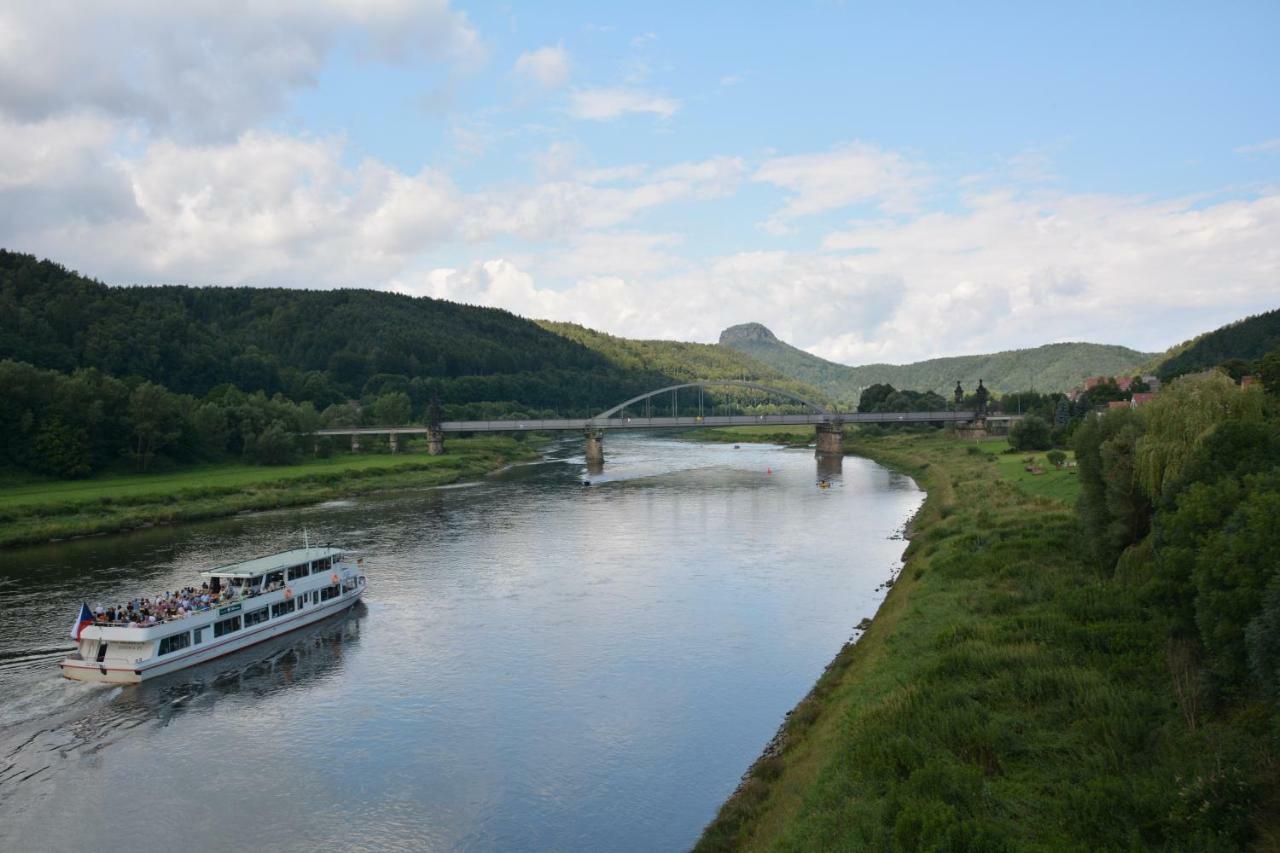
[92,578,288,628]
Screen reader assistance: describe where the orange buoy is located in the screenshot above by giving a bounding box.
[284,587,294,600]
[330,573,339,584]
[767,467,772,475]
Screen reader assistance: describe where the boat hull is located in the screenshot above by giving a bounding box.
[61,585,364,684]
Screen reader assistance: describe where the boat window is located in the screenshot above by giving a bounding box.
[320,584,340,602]
[158,632,191,655]
[250,576,263,587]
[287,564,308,580]
[265,571,284,586]
[312,557,331,573]
[244,607,269,627]
[213,615,241,638]
[271,599,296,618]
[193,627,204,645]
[96,643,109,662]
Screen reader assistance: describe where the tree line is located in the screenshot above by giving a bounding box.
[1066,354,1280,838]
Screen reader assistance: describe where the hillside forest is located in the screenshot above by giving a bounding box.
[0,252,821,478]
[719,322,1155,403]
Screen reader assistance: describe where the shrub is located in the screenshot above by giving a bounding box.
[33,418,92,479]
[1008,415,1052,451]
[1046,450,1066,468]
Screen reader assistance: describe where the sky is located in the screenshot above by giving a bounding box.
[1,1,1278,364]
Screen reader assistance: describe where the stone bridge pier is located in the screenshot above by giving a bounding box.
[584,429,605,466]
[389,432,399,454]
[815,421,845,459]
[428,427,445,456]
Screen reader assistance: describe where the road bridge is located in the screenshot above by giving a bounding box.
[312,380,986,467]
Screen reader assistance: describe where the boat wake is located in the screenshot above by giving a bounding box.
[0,608,363,814]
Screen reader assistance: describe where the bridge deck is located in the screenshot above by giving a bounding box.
[314,411,978,436]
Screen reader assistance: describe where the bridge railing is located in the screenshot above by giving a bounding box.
[311,411,978,435]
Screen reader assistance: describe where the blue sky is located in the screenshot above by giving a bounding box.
[307,4,1280,191]
[1,1,1277,363]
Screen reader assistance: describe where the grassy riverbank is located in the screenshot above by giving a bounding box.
[697,430,1277,850]
[0,436,538,549]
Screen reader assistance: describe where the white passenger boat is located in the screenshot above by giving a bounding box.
[61,547,366,684]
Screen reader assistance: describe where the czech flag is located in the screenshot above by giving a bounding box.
[70,603,94,640]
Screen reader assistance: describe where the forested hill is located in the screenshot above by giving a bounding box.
[1154,307,1280,380]
[716,324,865,402]
[0,250,669,417]
[719,322,1153,401]
[536,321,829,407]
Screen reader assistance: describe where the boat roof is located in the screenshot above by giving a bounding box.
[202,547,345,579]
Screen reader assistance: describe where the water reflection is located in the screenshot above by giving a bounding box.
[816,454,844,484]
[144,605,363,706]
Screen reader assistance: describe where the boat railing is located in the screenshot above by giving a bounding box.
[85,572,353,632]
[88,584,292,629]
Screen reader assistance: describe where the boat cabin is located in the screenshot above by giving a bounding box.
[202,546,346,595]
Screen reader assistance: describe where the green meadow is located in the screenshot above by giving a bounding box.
[0,436,537,549]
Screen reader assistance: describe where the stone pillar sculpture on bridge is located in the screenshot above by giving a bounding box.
[428,427,444,456]
[389,432,399,454]
[351,434,360,453]
[954,379,989,440]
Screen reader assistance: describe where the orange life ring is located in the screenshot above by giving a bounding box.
[284,587,293,599]
[330,573,339,584]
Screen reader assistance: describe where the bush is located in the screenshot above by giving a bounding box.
[1046,450,1066,468]
[33,418,92,479]
[248,420,297,466]
[1008,415,1052,451]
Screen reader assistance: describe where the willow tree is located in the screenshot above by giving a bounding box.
[1135,371,1265,499]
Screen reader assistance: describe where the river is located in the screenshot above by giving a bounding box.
[0,434,922,852]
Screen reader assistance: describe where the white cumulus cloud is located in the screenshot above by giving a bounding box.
[754,142,926,232]
[513,44,571,90]
[568,87,680,120]
[388,185,1280,369]
[0,0,484,139]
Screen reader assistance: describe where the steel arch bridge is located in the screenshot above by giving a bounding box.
[592,380,829,420]
[313,379,978,447]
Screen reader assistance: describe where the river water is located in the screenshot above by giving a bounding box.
[0,434,921,852]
